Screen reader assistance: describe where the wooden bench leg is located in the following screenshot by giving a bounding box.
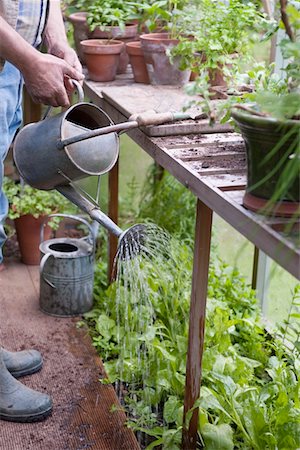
[182,199,213,450]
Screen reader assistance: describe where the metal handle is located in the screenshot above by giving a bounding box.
[42,79,84,120]
[40,253,56,289]
[40,213,95,250]
[71,79,84,103]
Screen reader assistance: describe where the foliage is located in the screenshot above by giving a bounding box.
[133,0,188,35]
[61,0,90,15]
[169,0,269,75]
[86,0,138,31]
[137,165,196,244]
[86,167,300,449]
[2,176,71,220]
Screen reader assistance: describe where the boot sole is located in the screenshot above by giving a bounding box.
[0,405,52,423]
[9,361,43,379]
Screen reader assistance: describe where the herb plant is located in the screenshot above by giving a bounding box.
[170,0,269,78]
[86,0,138,32]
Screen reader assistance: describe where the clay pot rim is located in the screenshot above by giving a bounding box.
[81,39,124,54]
[232,107,300,129]
[67,12,87,23]
[125,41,143,55]
[140,32,179,44]
[91,23,138,39]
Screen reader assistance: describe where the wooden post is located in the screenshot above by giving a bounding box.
[108,158,119,281]
[252,246,259,290]
[23,88,42,125]
[182,199,213,449]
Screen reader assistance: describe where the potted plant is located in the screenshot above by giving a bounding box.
[3,177,70,265]
[139,0,192,85]
[169,0,268,87]
[231,0,300,217]
[81,39,125,81]
[86,0,138,74]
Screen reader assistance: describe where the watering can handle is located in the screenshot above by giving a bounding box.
[42,79,84,120]
[40,253,56,289]
[70,79,84,103]
[40,213,96,250]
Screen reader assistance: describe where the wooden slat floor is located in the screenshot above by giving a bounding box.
[0,258,140,450]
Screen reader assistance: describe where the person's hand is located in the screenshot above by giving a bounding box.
[47,43,83,93]
[22,52,84,107]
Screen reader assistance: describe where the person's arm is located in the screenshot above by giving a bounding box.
[43,0,82,91]
[0,11,83,107]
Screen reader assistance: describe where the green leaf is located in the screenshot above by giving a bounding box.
[201,423,234,450]
[163,396,182,424]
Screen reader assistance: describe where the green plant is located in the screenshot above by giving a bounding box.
[61,0,90,15]
[86,0,138,32]
[2,177,72,220]
[132,0,186,38]
[170,0,269,77]
[84,166,300,450]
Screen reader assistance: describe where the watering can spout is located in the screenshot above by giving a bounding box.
[57,185,123,238]
[57,185,146,260]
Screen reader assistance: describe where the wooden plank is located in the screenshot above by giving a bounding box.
[201,173,246,191]
[176,151,244,162]
[140,120,232,137]
[157,132,244,149]
[182,200,213,449]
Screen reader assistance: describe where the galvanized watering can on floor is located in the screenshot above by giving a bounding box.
[39,214,95,317]
[13,80,192,255]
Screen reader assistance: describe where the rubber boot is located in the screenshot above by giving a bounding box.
[2,348,43,378]
[0,348,52,422]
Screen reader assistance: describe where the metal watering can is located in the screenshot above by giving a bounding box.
[13,80,191,255]
[39,214,95,317]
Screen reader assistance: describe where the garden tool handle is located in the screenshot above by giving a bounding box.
[58,110,191,149]
[128,110,190,126]
[42,79,84,120]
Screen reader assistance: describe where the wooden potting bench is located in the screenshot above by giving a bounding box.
[83,75,300,449]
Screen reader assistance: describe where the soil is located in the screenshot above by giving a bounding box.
[0,237,139,449]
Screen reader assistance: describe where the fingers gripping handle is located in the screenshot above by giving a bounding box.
[42,79,84,119]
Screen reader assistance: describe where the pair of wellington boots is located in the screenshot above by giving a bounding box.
[0,347,52,422]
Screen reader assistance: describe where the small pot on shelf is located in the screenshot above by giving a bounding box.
[80,39,125,82]
[126,41,150,84]
[140,33,191,86]
[91,24,138,74]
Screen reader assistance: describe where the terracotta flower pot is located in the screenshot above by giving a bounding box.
[80,39,124,82]
[232,108,300,217]
[91,24,138,74]
[140,33,191,86]
[67,12,90,64]
[126,41,150,84]
[14,215,52,265]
